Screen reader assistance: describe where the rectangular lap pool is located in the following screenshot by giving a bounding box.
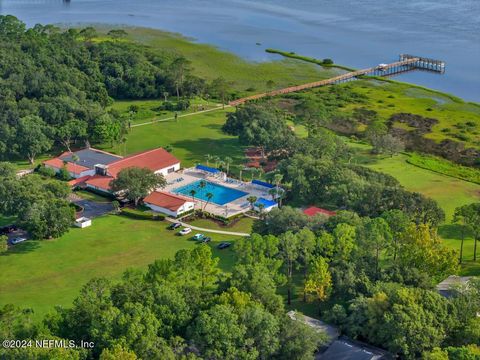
[172,180,248,206]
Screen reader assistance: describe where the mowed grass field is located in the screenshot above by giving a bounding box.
[103,107,243,168]
[0,215,243,319]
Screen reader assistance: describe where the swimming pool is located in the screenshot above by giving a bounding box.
[172,180,248,206]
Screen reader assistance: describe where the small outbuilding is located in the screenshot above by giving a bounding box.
[74,217,92,228]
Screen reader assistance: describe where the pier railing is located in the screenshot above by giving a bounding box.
[229,55,445,106]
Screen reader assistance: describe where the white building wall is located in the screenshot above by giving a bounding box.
[145,200,194,217]
[154,163,181,177]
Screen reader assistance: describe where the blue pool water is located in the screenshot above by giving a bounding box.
[173,180,248,206]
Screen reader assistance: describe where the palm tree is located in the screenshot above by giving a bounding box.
[247,196,257,210]
[268,188,277,200]
[197,180,207,209]
[213,156,221,168]
[237,165,244,182]
[257,203,265,217]
[203,192,214,212]
[274,173,284,191]
[223,157,233,176]
[189,189,197,209]
[205,154,212,167]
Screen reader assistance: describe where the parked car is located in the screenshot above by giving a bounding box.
[217,242,231,249]
[0,224,17,235]
[193,233,206,241]
[202,237,212,243]
[178,227,192,236]
[168,222,182,230]
[10,237,27,245]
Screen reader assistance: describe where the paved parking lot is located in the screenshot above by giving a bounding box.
[74,199,114,219]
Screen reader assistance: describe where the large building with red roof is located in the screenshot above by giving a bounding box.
[44,147,180,193]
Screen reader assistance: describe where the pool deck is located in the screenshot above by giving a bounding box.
[162,168,275,218]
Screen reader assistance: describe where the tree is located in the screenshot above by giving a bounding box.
[188,304,251,360]
[372,134,405,156]
[279,231,300,305]
[100,344,137,360]
[397,224,458,281]
[457,203,480,261]
[294,98,329,136]
[189,189,197,205]
[19,198,75,239]
[363,217,392,279]
[79,26,97,42]
[304,256,332,314]
[56,119,87,152]
[170,57,190,99]
[381,209,411,261]
[110,167,166,206]
[107,29,128,40]
[224,156,233,176]
[453,205,473,264]
[247,196,257,210]
[210,77,230,109]
[296,228,316,302]
[204,154,212,166]
[16,115,52,165]
[203,192,214,211]
[277,316,324,360]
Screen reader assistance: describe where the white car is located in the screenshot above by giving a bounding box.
[178,228,192,236]
[10,237,27,245]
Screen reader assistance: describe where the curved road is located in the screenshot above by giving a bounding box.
[165,217,249,237]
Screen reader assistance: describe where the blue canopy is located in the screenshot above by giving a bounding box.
[196,164,220,173]
[255,198,278,208]
[252,179,275,189]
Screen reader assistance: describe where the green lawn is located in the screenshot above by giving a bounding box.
[110,98,222,125]
[0,215,241,318]
[74,190,113,203]
[0,215,16,227]
[102,107,244,168]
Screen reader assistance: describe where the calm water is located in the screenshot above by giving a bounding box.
[1,0,479,101]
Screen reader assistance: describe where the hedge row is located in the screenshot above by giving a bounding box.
[407,153,480,184]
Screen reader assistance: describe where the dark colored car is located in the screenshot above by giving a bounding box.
[168,222,182,230]
[0,224,17,235]
[217,242,231,249]
[202,237,212,243]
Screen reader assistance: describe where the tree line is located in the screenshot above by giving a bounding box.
[0,16,227,164]
[0,246,324,360]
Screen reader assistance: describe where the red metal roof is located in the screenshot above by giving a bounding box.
[303,206,337,217]
[107,148,179,177]
[85,175,114,191]
[68,175,91,187]
[43,158,90,175]
[143,191,192,212]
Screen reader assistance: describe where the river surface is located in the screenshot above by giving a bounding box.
[1,0,479,101]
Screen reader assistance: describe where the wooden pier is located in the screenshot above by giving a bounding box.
[229,55,445,106]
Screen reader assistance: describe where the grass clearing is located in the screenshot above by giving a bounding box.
[0,215,242,318]
[102,107,244,168]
